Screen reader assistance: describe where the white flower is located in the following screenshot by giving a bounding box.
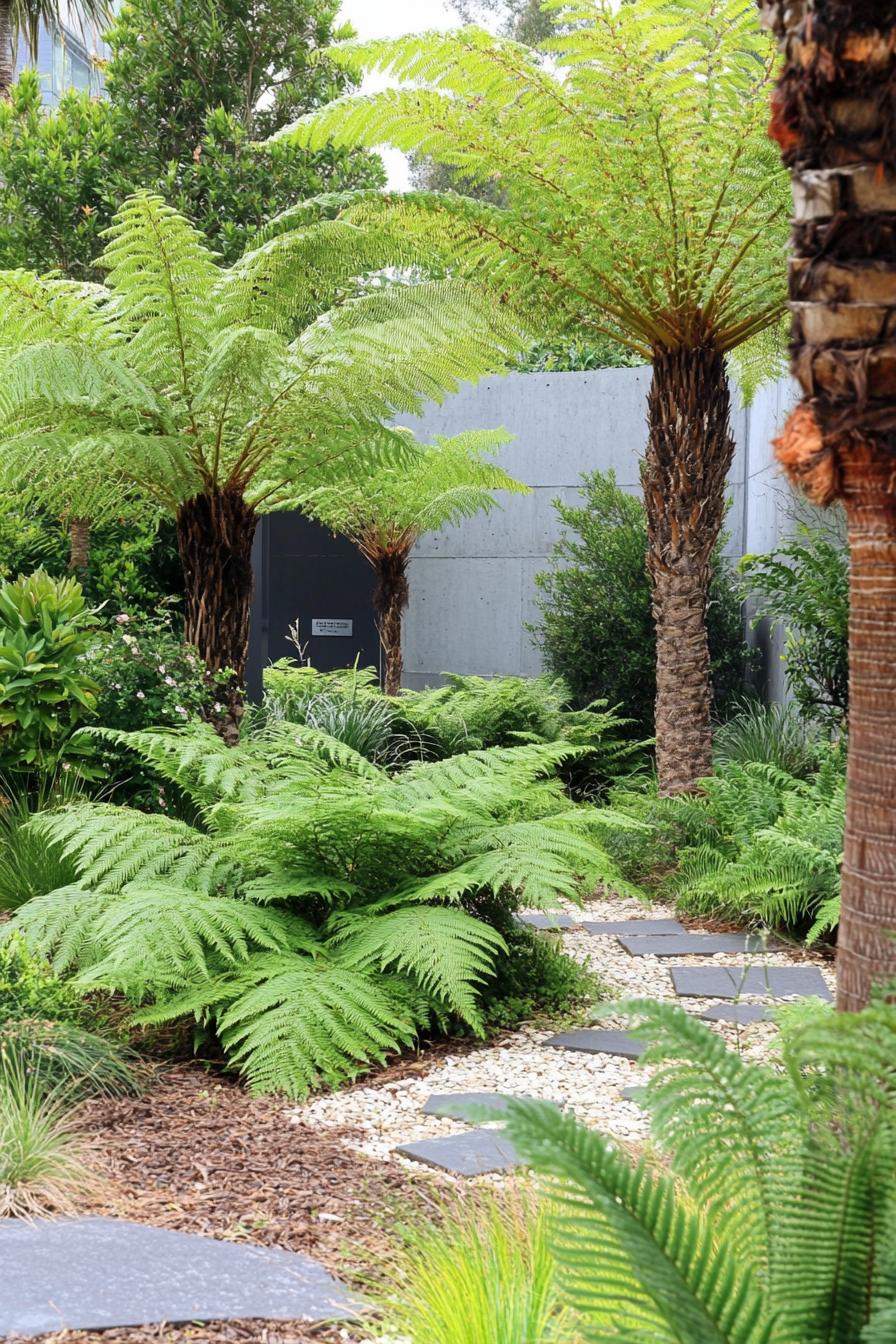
[158,664,167,675]
[164,676,176,686]
[115,613,130,624]
[136,690,145,700]
[175,704,188,717]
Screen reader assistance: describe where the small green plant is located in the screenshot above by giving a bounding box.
[377,1190,579,1344]
[0,933,86,1025]
[0,571,100,777]
[0,782,79,911]
[0,1056,93,1218]
[0,1019,142,1101]
[713,700,822,779]
[533,471,751,734]
[492,998,896,1342]
[7,723,644,1097]
[741,526,849,726]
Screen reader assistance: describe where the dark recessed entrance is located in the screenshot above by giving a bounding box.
[247,513,381,698]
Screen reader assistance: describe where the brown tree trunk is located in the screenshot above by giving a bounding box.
[373,550,410,696]
[643,345,736,795]
[176,489,258,745]
[68,517,91,574]
[0,2,14,101]
[764,0,896,1005]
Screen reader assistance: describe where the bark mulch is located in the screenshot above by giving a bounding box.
[29,1062,440,1344]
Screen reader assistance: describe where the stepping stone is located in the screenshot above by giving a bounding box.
[671,965,832,1002]
[395,1129,521,1176]
[545,1028,647,1059]
[701,1002,774,1025]
[582,918,686,936]
[0,1216,358,1338]
[515,912,576,930]
[618,932,775,957]
[423,1091,556,1119]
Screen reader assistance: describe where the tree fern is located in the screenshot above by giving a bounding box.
[6,724,636,1095]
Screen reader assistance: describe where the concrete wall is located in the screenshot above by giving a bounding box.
[399,368,801,692]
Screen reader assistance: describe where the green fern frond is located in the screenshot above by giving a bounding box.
[327,904,506,1030]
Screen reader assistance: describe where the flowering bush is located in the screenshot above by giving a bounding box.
[82,612,228,806]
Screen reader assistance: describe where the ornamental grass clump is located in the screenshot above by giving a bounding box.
[0,1055,93,1219]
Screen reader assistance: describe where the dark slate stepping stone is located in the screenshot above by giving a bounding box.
[582,918,686,936]
[618,932,775,957]
[515,912,576,930]
[545,1029,647,1059]
[395,1129,521,1176]
[671,965,832,1002]
[701,1002,774,1025]
[423,1091,557,1119]
[0,1216,358,1338]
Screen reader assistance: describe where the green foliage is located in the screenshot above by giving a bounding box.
[0,1018,142,1102]
[617,753,845,938]
[280,0,789,365]
[534,470,751,733]
[713,700,823,779]
[6,725,642,1096]
[378,1189,578,1344]
[0,781,79,911]
[517,335,645,372]
[741,526,849,726]
[0,1054,93,1218]
[498,997,896,1342]
[0,5,385,278]
[0,571,99,777]
[0,932,84,1025]
[0,192,525,524]
[300,428,528,560]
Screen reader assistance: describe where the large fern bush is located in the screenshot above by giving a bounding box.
[4,726,641,1096]
[491,998,896,1343]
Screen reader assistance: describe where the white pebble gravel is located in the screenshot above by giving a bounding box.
[291,893,835,1171]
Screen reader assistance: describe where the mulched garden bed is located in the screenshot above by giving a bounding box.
[30,1063,440,1344]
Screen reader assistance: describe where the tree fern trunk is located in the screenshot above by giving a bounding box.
[68,517,91,574]
[0,2,13,100]
[176,489,258,745]
[374,549,410,696]
[764,0,896,1006]
[643,345,736,796]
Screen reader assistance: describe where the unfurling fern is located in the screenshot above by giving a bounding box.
[6,725,640,1096]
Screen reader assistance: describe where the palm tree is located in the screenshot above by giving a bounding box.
[0,0,110,98]
[0,193,523,739]
[300,429,528,694]
[276,0,791,794]
[762,1,896,1009]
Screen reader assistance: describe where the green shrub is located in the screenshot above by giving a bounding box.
[741,525,849,726]
[0,571,100,777]
[7,724,645,1097]
[713,699,823,778]
[0,933,86,1026]
[378,1189,578,1344]
[491,998,896,1342]
[533,470,751,733]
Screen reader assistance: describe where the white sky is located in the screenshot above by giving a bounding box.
[336,0,464,187]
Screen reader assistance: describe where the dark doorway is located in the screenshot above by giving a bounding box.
[247,513,381,699]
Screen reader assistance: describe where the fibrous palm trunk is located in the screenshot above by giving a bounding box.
[764,0,896,1008]
[176,488,258,745]
[68,517,91,574]
[373,549,410,697]
[0,3,13,100]
[643,345,736,796]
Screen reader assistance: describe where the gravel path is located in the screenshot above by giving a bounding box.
[293,894,835,1166]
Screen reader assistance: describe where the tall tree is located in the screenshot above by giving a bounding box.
[301,430,527,694]
[0,194,523,738]
[276,0,790,795]
[0,0,108,99]
[763,0,896,1008]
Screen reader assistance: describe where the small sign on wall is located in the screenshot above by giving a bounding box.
[312,618,354,637]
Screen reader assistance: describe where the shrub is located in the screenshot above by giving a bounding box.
[0,571,100,777]
[378,1189,578,1344]
[741,525,849,726]
[255,663,413,767]
[533,470,751,733]
[490,998,896,1342]
[713,699,823,778]
[0,1057,93,1218]
[0,934,85,1025]
[7,724,645,1097]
